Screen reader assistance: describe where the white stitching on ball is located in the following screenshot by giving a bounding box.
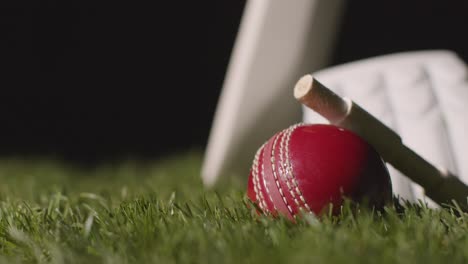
[279,126,301,208]
[262,161,277,211]
[285,123,312,213]
[271,132,293,215]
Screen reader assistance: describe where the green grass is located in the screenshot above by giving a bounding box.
[0,152,466,263]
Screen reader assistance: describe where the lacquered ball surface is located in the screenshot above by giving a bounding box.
[247,124,392,219]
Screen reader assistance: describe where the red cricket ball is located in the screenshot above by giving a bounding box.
[247,123,392,219]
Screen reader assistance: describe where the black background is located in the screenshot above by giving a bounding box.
[1,1,467,164]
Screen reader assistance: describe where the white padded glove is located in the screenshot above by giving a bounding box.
[303,50,468,205]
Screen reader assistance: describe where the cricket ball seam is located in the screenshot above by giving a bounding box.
[285,123,312,212]
[262,161,277,211]
[271,132,294,215]
[252,143,267,211]
[279,127,302,209]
